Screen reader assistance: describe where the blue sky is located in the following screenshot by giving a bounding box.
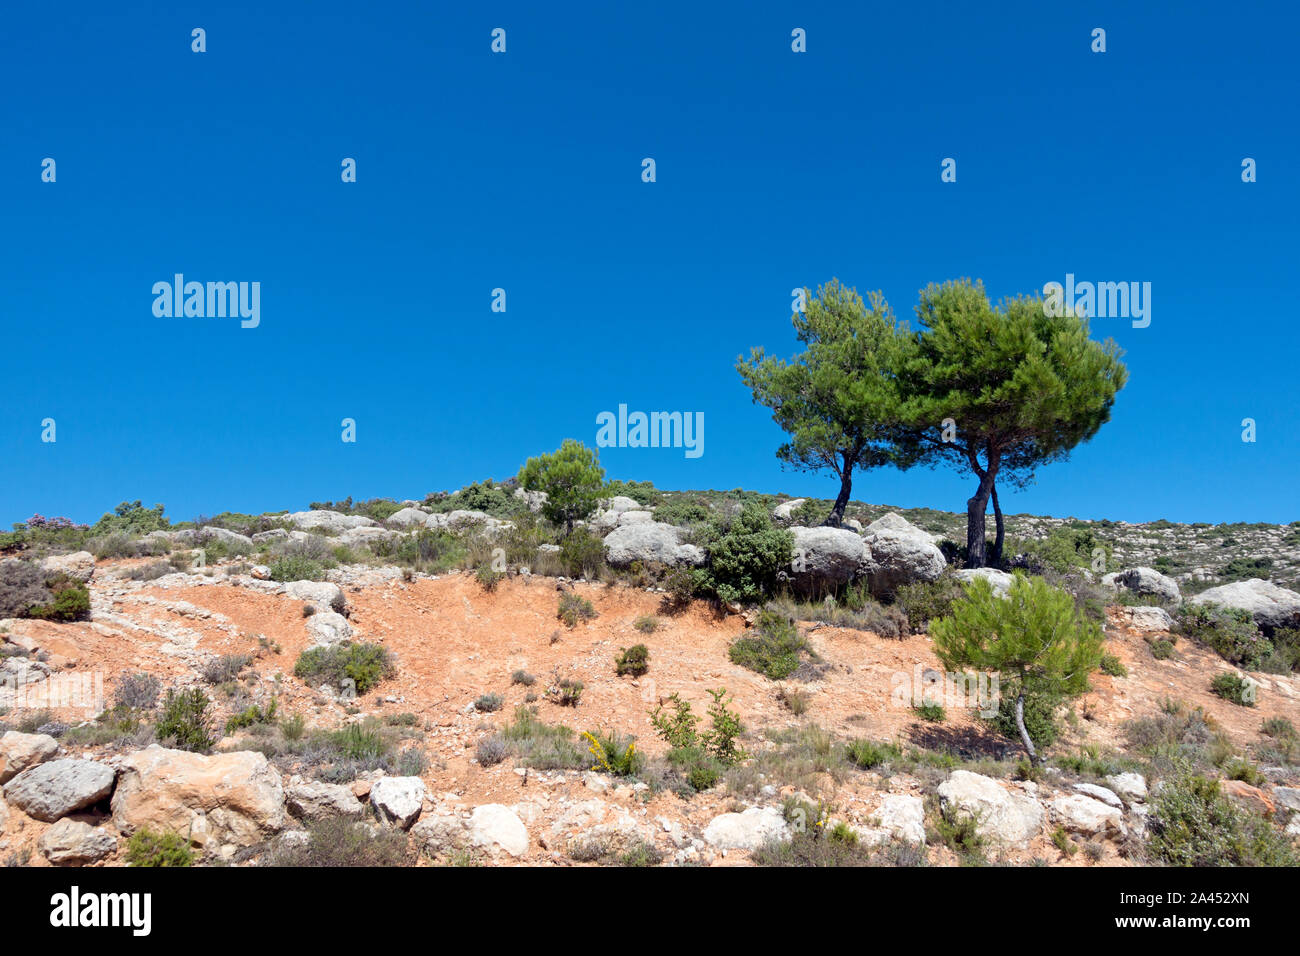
[2,1,1296,527]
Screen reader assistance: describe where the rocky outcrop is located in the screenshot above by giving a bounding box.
[1102,567,1181,603]
[955,568,1015,597]
[772,499,806,521]
[603,523,704,567]
[38,819,118,865]
[861,514,947,598]
[1189,579,1300,632]
[1117,605,1175,633]
[282,580,346,613]
[789,526,865,592]
[111,746,286,851]
[369,776,425,829]
[286,510,378,532]
[285,781,365,819]
[0,731,59,784]
[41,551,95,583]
[856,794,926,846]
[3,759,116,822]
[411,803,530,858]
[386,507,431,528]
[1048,793,1126,837]
[937,771,1044,848]
[305,610,352,647]
[702,806,790,851]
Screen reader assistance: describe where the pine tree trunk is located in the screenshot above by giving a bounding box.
[827,467,852,528]
[964,448,1000,569]
[990,484,1005,566]
[1015,689,1038,764]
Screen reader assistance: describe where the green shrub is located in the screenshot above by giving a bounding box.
[1099,653,1127,677]
[0,559,54,618]
[475,692,504,712]
[1017,525,1112,575]
[517,440,607,534]
[155,688,214,752]
[652,498,711,527]
[557,593,597,627]
[633,615,660,634]
[1210,672,1255,707]
[559,528,606,579]
[26,578,90,622]
[988,678,1063,752]
[692,503,794,605]
[845,739,901,770]
[475,565,504,591]
[225,698,278,733]
[894,575,965,634]
[293,642,395,695]
[615,644,650,677]
[547,676,584,707]
[728,609,813,679]
[1149,638,1175,660]
[1148,769,1297,866]
[1177,603,1271,669]
[700,688,747,765]
[321,721,392,761]
[913,702,946,722]
[126,829,194,867]
[266,815,412,867]
[269,556,325,582]
[498,706,588,769]
[511,669,535,687]
[650,693,701,750]
[582,729,644,776]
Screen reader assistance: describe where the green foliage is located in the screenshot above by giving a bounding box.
[737,279,915,524]
[268,556,325,582]
[1148,769,1297,866]
[894,575,965,634]
[582,729,644,776]
[126,829,194,867]
[692,502,794,605]
[1218,556,1274,583]
[1177,603,1272,669]
[1210,672,1255,707]
[728,608,813,679]
[1017,526,1112,575]
[26,578,90,622]
[0,559,54,618]
[558,527,605,579]
[914,702,946,722]
[902,280,1128,567]
[547,676,584,707]
[267,816,412,867]
[652,497,711,527]
[650,693,701,750]
[394,529,465,571]
[557,592,598,627]
[155,687,215,752]
[425,480,519,518]
[700,688,747,765]
[931,574,1103,760]
[91,500,170,537]
[293,642,395,695]
[517,440,607,534]
[497,706,589,770]
[632,615,660,634]
[225,698,278,733]
[615,644,650,676]
[475,564,504,591]
[475,692,504,712]
[1099,653,1128,677]
[845,739,901,770]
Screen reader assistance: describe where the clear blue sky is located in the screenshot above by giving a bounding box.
[3,1,1296,527]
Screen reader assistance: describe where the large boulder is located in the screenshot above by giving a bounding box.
[385,507,431,528]
[1102,567,1181,604]
[411,804,530,858]
[38,819,118,865]
[41,551,95,583]
[702,806,791,851]
[285,510,377,532]
[198,526,254,550]
[336,526,404,549]
[937,771,1044,848]
[305,610,352,647]
[1189,579,1300,632]
[856,794,926,847]
[286,781,365,819]
[603,522,702,568]
[281,580,346,613]
[3,759,116,822]
[1118,605,1176,633]
[789,526,867,593]
[772,499,806,521]
[0,731,59,784]
[1105,773,1148,804]
[111,746,286,851]
[955,568,1015,598]
[1049,793,1126,837]
[861,515,947,598]
[370,776,425,829]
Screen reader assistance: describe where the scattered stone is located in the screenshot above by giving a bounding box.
[370,776,426,829]
[3,759,116,822]
[0,731,59,784]
[38,819,118,865]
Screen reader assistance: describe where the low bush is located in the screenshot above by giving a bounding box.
[155,688,214,752]
[691,502,793,605]
[894,575,965,634]
[1210,672,1255,707]
[266,816,413,867]
[293,643,394,695]
[557,593,598,628]
[200,653,253,685]
[728,609,814,680]
[126,829,195,867]
[1147,768,1297,866]
[475,692,504,712]
[1177,603,1272,670]
[113,672,161,711]
[615,644,650,677]
[582,729,644,776]
[268,556,325,582]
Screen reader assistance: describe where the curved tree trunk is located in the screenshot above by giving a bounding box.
[827,466,852,528]
[964,447,1001,569]
[1015,689,1038,764]
[990,484,1005,566]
